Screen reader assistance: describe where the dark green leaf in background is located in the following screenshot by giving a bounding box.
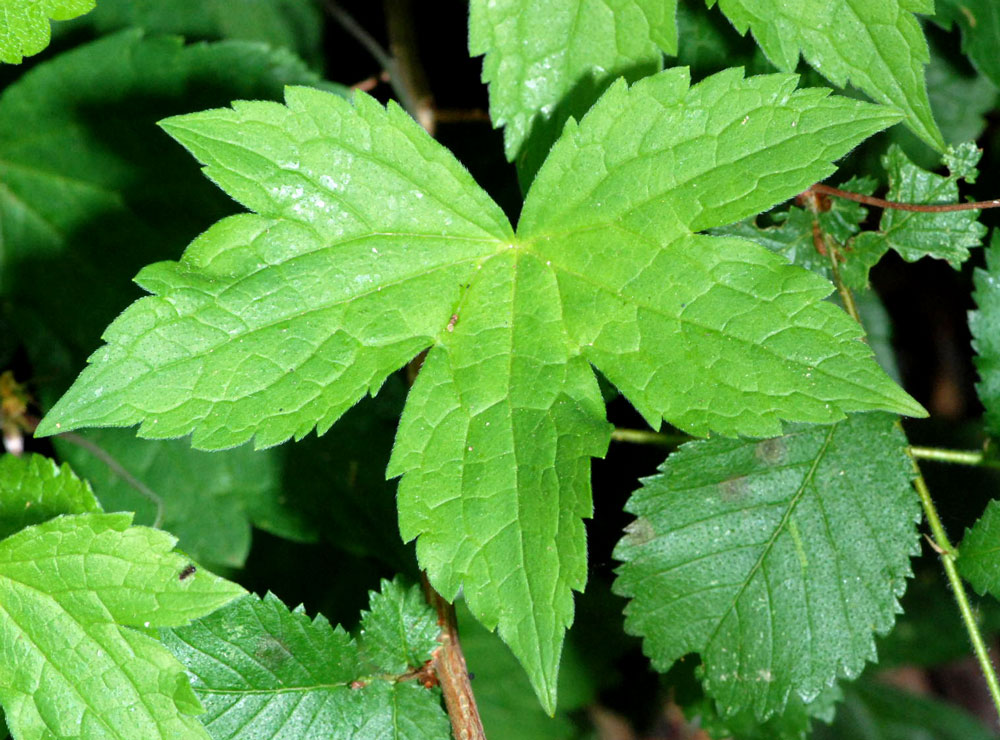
[0,30,344,378]
[0,452,100,540]
[614,414,920,720]
[0,0,94,63]
[971,232,1000,439]
[851,143,986,269]
[161,581,451,740]
[51,0,325,68]
[812,678,998,740]
[935,0,1000,89]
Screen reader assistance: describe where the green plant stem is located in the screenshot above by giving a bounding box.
[909,445,1000,468]
[610,427,689,447]
[910,461,1000,721]
[808,202,1000,725]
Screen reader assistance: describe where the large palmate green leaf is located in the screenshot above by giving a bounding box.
[160,582,450,740]
[0,512,244,740]
[39,69,923,710]
[468,0,675,185]
[52,0,325,68]
[0,0,94,63]
[614,414,919,719]
[971,233,1000,438]
[711,0,944,150]
[0,452,101,540]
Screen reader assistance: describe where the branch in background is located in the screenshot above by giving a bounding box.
[421,575,487,740]
[383,0,436,134]
[23,414,166,528]
[809,182,1000,213]
[324,0,436,133]
[611,427,690,447]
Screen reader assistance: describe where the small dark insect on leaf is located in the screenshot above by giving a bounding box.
[179,564,197,580]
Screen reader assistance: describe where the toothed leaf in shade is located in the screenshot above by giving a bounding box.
[42,70,922,711]
[0,0,94,63]
[935,0,1000,89]
[972,233,1000,439]
[958,499,1000,599]
[614,414,919,719]
[160,586,450,740]
[468,0,676,185]
[853,143,986,269]
[358,577,441,675]
[0,453,100,540]
[711,0,943,149]
[0,512,244,740]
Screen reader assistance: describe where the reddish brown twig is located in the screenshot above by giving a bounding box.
[810,183,1000,213]
[421,575,486,740]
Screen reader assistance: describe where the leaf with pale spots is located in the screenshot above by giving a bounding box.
[40,69,921,711]
[614,413,920,720]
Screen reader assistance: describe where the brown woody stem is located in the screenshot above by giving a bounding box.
[421,575,486,740]
[810,183,1000,213]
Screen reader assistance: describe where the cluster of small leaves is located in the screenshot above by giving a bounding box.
[160,578,450,740]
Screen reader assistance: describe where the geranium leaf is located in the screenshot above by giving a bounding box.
[614,414,919,719]
[40,70,923,710]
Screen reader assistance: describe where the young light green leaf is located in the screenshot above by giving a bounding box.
[160,589,451,740]
[935,0,1000,89]
[958,499,1000,598]
[614,414,920,720]
[0,512,245,740]
[0,0,94,63]
[971,232,1000,439]
[710,0,943,149]
[359,577,440,675]
[40,70,922,711]
[0,452,100,540]
[812,678,998,740]
[468,0,676,185]
[52,0,325,68]
[853,143,987,269]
